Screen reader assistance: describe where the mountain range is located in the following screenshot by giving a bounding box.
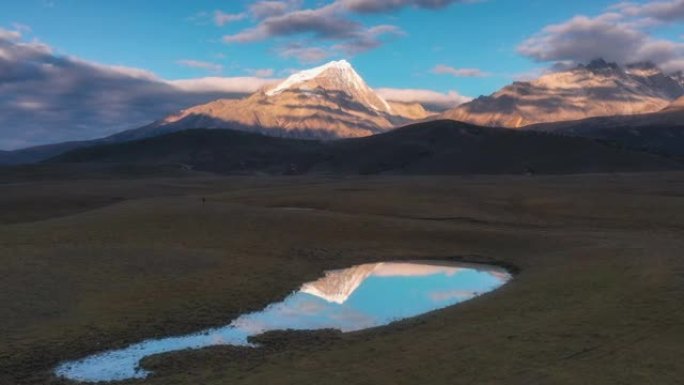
[442,59,684,128]
[0,60,430,165]
[2,59,684,172]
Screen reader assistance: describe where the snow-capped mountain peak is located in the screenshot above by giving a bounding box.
[266,60,392,113]
[267,60,355,96]
[118,60,431,142]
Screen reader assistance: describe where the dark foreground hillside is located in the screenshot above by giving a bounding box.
[50,120,683,175]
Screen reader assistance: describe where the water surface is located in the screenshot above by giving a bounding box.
[56,261,511,382]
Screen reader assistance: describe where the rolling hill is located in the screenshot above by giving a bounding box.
[527,96,684,157]
[50,120,683,175]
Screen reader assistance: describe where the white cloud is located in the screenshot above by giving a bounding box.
[0,27,22,41]
[518,2,684,72]
[376,88,472,110]
[214,10,247,26]
[10,23,31,34]
[249,1,303,19]
[177,59,224,73]
[612,0,684,23]
[276,43,334,63]
[432,64,489,77]
[246,68,276,77]
[222,0,468,63]
[223,4,358,44]
[340,0,470,13]
[169,76,279,93]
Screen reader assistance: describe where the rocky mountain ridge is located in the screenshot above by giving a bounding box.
[442,59,684,128]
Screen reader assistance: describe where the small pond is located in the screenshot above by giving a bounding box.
[56,261,511,382]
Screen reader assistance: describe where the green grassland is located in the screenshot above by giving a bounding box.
[1,172,683,384]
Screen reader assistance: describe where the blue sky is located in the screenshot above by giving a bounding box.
[1,0,684,149]
[3,0,682,96]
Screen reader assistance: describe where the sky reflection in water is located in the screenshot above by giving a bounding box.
[56,262,511,382]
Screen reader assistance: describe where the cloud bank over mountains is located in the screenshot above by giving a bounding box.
[0,28,277,149]
[3,0,684,149]
[376,88,471,110]
[519,0,684,72]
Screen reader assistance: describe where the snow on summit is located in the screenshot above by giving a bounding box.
[267,60,392,113]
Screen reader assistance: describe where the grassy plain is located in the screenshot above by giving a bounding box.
[1,172,683,384]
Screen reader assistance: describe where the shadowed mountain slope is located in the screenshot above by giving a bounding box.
[50,120,683,175]
[527,97,684,157]
[0,141,94,165]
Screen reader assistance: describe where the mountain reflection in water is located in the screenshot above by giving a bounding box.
[56,261,511,383]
